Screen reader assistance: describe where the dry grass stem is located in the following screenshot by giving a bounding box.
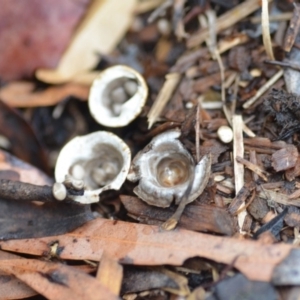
[236,156,269,181]
[232,115,246,232]
[147,72,181,128]
[187,0,272,48]
[243,69,284,109]
[262,0,275,60]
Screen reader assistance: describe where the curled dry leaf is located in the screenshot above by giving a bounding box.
[0,100,49,173]
[0,218,295,282]
[0,81,90,107]
[36,0,137,84]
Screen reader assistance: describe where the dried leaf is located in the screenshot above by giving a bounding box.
[0,150,52,185]
[0,100,49,173]
[0,81,90,107]
[36,0,137,84]
[0,218,294,282]
[0,0,91,81]
[272,249,300,285]
[213,273,278,300]
[0,198,93,240]
[122,266,174,294]
[0,251,37,300]
[0,256,118,300]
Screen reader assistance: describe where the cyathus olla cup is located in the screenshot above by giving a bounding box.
[55,131,131,204]
[127,129,211,207]
[88,65,148,127]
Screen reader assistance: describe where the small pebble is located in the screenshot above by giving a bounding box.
[52,182,67,201]
[217,125,233,144]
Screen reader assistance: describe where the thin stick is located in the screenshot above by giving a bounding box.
[262,0,275,60]
[243,69,284,109]
[187,0,273,48]
[236,156,269,181]
[0,179,56,202]
[232,115,247,232]
[147,73,181,129]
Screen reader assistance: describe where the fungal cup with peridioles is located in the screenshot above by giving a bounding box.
[127,129,211,208]
[89,65,148,127]
[54,131,131,204]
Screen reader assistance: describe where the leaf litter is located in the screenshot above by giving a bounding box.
[1,0,300,299]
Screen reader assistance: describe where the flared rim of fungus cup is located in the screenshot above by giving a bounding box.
[127,129,211,207]
[88,65,148,127]
[55,131,131,204]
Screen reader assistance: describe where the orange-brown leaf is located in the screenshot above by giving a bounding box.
[0,218,294,282]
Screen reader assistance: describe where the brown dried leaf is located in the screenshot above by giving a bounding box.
[0,251,37,300]
[36,0,136,84]
[0,101,49,173]
[0,150,52,185]
[0,81,90,107]
[0,0,91,81]
[0,255,118,300]
[0,218,294,282]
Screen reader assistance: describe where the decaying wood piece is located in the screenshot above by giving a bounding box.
[271,145,299,172]
[121,195,236,235]
[228,182,256,216]
[259,189,300,207]
[0,218,295,283]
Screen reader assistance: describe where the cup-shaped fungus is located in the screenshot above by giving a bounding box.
[55,131,131,204]
[127,129,211,207]
[88,65,148,127]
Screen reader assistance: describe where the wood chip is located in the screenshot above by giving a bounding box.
[271,145,299,172]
